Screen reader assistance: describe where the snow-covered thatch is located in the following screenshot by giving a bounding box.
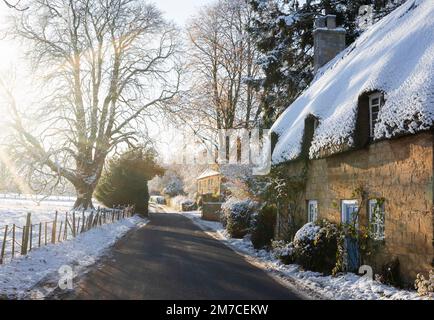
[271,0,434,164]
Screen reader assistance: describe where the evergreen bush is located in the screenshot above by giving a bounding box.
[95,148,164,216]
[271,240,296,265]
[293,220,340,274]
[221,198,258,238]
[251,205,277,249]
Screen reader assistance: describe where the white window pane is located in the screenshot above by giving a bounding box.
[308,200,318,222]
[369,199,385,240]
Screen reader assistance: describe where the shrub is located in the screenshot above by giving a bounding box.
[374,258,402,287]
[293,220,340,274]
[271,240,295,265]
[415,269,434,297]
[251,205,277,249]
[95,148,164,216]
[221,198,258,238]
[162,177,184,197]
[172,195,196,211]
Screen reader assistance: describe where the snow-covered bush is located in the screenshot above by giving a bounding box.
[415,269,434,297]
[375,258,402,287]
[172,195,196,211]
[251,205,277,249]
[293,220,340,274]
[221,198,258,238]
[271,240,295,265]
[162,174,185,197]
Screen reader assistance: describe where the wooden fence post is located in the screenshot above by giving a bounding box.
[52,211,58,244]
[29,224,33,252]
[72,211,76,237]
[38,222,42,248]
[63,214,68,241]
[87,212,93,230]
[21,212,31,255]
[93,212,99,228]
[12,224,15,258]
[21,226,26,255]
[58,221,63,243]
[0,225,8,264]
[76,217,80,236]
[81,211,85,233]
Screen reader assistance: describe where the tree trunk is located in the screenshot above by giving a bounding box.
[73,184,95,210]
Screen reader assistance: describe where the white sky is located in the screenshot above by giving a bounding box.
[152,0,213,26]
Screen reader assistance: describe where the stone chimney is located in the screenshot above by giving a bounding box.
[313,15,346,73]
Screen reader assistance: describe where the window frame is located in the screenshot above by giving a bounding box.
[307,200,318,223]
[341,200,359,228]
[368,199,385,241]
[369,92,383,138]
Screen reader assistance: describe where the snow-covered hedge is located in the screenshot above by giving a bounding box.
[293,220,340,274]
[272,240,295,265]
[250,205,277,249]
[271,220,340,274]
[415,269,434,297]
[221,198,258,238]
[294,222,321,242]
[162,176,185,197]
[171,195,196,211]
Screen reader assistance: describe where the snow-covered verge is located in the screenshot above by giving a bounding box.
[0,197,112,264]
[180,211,425,300]
[0,215,147,299]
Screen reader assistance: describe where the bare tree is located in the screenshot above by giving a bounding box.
[2,0,28,11]
[2,0,181,209]
[183,0,262,136]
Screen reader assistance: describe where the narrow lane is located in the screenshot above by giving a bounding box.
[52,210,304,300]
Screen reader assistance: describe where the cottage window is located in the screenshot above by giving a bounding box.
[369,92,383,138]
[307,200,318,223]
[341,200,359,227]
[369,199,385,241]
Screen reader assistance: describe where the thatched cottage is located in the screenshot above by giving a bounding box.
[270,0,433,283]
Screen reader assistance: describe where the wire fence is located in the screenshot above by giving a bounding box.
[0,205,135,265]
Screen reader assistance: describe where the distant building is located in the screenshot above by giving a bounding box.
[196,168,221,197]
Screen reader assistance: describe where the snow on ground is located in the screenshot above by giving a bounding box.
[180,210,424,300]
[0,197,77,226]
[0,196,107,263]
[0,215,147,299]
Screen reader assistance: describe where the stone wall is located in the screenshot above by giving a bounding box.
[279,132,433,283]
[201,202,223,221]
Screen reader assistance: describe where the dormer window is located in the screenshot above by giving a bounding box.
[369,92,383,138]
[301,115,320,158]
